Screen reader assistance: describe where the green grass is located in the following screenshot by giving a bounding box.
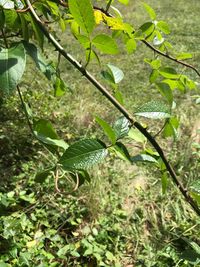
[0,0,200,266]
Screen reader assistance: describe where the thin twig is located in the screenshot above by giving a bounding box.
[25,0,200,216]
[54,167,61,193]
[1,29,8,48]
[17,85,34,135]
[106,0,112,12]
[73,173,79,191]
[142,40,200,77]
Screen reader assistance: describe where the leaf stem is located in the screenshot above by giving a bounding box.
[17,85,34,135]
[25,0,200,216]
[106,0,112,12]
[1,29,8,48]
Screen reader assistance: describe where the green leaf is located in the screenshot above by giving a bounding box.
[76,34,90,49]
[118,0,129,5]
[159,67,179,79]
[23,41,56,80]
[135,100,171,119]
[0,42,26,96]
[59,139,108,170]
[126,38,137,54]
[143,3,156,20]
[149,69,159,83]
[131,154,158,163]
[101,70,115,84]
[156,82,173,104]
[128,128,147,143]
[93,34,119,54]
[113,116,130,139]
[33,119,68,152]
[4,10,19,30]
[54,76,69,97]
[112,142,131,162]
[176,52,193,60]
[163,117,179,139]
[107,64,124,84]
[95,116,117,144]
[156,21,170,34]
[68,0,95,35]
[30,15,44,48]
[139,22,155,37]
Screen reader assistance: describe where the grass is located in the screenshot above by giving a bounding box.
[0,0,200,266]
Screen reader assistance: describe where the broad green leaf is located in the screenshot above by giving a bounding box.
[101,70,115,84]
[162,79,185,91]
[113,116,130,139]
[68,0,95,35]
[95,116,117,144]
[93,34,119,54]
[114,89,124,105]
[4,10,19,30]
[30,16,44,48]
[163,117,179,139]
[149,59,161,69]
[149,69,159,83]
[107,64,124,84]
[19,14,29,41]
[139,22,155,37]
[112,142,131,161]
[33,119,68,152]
[76,34,90,49]
[59,139,108,170]
[156,21,170,34]
[156,82,173,104]
[143,3,156,20]
[118,0,129,4]
[23,41,56,80]
[128,128,147,143]
[126,38,137,54]
[0,0,14,9]
[0,42,26,96]
[135,100,171,119]
[159,67,179,79]
[54,77,69,97]
[131,154,158,163]
[176,52,193,60]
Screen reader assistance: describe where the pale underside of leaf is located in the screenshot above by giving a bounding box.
[0,42,26,95]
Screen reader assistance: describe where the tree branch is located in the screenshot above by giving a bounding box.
[142,40,200,77]
[25,0,200,216]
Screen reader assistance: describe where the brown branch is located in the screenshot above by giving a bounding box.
[142,40,200,78]
[25,0,200,216]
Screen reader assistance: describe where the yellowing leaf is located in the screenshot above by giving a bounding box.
[104,16,126,30]
[27,240,37,248]
[94,10,103,25]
